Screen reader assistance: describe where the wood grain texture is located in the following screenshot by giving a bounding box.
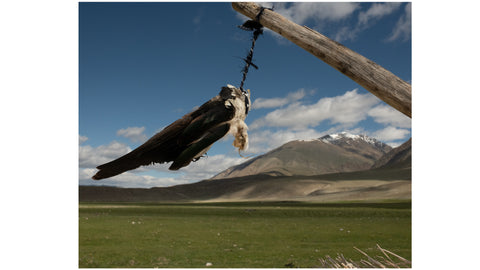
[232,2,411,118]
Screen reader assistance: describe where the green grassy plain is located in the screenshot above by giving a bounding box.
[79,201,411,268]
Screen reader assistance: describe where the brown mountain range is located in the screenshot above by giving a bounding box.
[79,134,411,203]
[371,138,411,169]
[213,133,392,179]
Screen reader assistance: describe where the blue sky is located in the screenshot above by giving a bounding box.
[5,1,480,267]
[79,2,412,188]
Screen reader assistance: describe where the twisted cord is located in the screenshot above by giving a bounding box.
[237,6,273,92]
[239,28,262,91]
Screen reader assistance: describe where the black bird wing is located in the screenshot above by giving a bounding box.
[92,95,236,180]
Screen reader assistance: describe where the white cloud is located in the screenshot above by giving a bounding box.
[239,2,358,24]
[358,2,402,26]
[245,88,411,153]
[79,141,131,168]
[245,2,409,44]
[246,126,377,155]
[333,2,403,42]
[121,151,246,181]
[79,168,186,188]
[371,126,410,142]
[252,88,308,109]
[244,2,359,43]
[387,3,411,42]
[116,126,147,143]
[179,154,245,180]
[273,2,359,24]
[79,135,88,145]
[334,26,358,42]
[192,7,204,25]
[79,168,97,181]
[368,104,411,128]
[250,89,380,130]
[246,128,326,154]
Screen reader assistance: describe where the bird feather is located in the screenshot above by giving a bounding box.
[92,85,249,180]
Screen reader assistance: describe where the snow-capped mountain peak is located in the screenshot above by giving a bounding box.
[213,132,393,179]
[320,132,384,147]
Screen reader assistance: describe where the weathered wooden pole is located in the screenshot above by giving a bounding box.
[232,2,411,118]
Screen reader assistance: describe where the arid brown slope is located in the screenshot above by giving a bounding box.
[80,167,410,203]
[213,134,391,179]
[372,138,411,169]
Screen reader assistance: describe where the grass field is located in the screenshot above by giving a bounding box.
[79,201,411,268]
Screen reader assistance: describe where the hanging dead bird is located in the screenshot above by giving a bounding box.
[92,85,250,180]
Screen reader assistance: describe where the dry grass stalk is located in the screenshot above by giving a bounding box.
[317,245,411,268]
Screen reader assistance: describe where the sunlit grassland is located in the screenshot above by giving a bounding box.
[79,201,411,268]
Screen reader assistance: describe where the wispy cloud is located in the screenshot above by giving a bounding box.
[192,6,206,33]
[193,7,204,25]
[335,2,403,42]
[368,104,411,128]
[371,126,410,143]
[387,3,411,42]
[250,2,408,43]
[116,126,147,143]
[246,128,326,154]
[178,154,245,180]
[358,2,402,26]
[250,89,380,130]
[252,88,310,109]
[79,135,88,145]
[79,141,131,168]
[79,168,185,188]
[246,88,410,152]
[255,2,359,42]
[272,2,359,24]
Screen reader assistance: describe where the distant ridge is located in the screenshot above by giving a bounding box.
[372,138,411,169]
[79,167,411,202]
[79,135,412,203]
[212,132,392,179]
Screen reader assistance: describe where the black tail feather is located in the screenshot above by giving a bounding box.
[92,152,143,180]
